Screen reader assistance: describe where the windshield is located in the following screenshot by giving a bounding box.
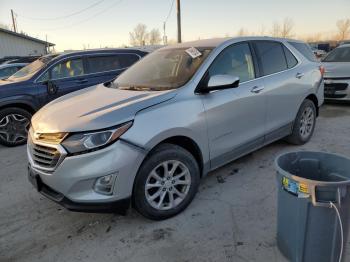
[8,55,56,81]
[323,47,350,62]
[114,47,212,91]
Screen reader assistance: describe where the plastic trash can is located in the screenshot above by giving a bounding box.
[275,151,350,262]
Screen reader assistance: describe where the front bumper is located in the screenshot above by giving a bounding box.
[27,139,146,213]
[324,78,350,100]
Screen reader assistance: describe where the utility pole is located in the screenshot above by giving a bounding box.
[11,9,17,33]
[176,0,182,43]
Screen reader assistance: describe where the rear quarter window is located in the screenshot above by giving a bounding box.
[288,42,318,62]
[283,46,298,68]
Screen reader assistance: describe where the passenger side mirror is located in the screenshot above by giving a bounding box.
[46,80,58,95]
[204,74,240,92]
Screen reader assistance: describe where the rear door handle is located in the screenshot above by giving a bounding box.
[296,73,305,79]
[250,85,265,94]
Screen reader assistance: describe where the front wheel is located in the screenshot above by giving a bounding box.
[133,143,200,220]
[0,107,31,147]
[286,99,316,145]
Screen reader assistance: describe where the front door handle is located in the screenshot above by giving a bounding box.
[75,79,88,84]
[251,85,265,94]
[296,73,305,79]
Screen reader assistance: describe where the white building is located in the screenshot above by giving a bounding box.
[0,28,55,58]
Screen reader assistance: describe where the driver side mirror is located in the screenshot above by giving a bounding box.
[45,80,58,95]
[204,74,240,93]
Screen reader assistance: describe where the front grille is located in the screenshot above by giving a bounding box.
[324,83,348,91]
[32,144,60,168]
[28,134,64,171]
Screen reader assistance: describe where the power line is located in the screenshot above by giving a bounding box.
[17,0,106,21]
[164,0,175,24]
[38,0,123,31]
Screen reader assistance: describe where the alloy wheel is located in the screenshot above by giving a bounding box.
[0,114,30,144]
[145,160,191,211]
[299,106,314,139]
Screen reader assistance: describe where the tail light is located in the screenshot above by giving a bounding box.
[319,65,325,77]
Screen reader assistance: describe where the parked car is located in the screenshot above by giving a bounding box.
[28,37,324,220]
[322,44,350,101]
[0,63,27,80]
[0,48,148,146]
[0,56,40,65]
[311,47,327,58]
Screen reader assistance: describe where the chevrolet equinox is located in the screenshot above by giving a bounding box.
[28,37,324,220]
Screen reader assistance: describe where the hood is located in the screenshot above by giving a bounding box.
[322,62,350,78]
[32,84,177,133]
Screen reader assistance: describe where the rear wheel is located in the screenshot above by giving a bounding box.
[133,143,200,220]
[0,108,31,147]
[286,99,316,145]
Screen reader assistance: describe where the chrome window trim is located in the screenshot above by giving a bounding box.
[193,39,303,93]
[34,52,141,83]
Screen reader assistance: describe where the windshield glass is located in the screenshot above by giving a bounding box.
[114,47,212,91]
[8,55,56,81]
[323,47,350,62]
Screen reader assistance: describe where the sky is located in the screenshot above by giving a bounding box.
[0,0,349,51]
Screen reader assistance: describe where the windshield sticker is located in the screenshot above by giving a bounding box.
[185,47,202,59]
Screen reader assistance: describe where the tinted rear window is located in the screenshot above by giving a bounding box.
[283,46,298,68]
[288,42,317,62]
[254,41,288,76]
[323,47,350,62]
[119,54,140,68]
[87,55,122,74]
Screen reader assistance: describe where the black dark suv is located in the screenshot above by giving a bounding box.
[0,48,148,146]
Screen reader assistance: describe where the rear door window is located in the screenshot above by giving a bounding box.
[87,55,122,74]
[283,46,298,68]
[288,42,317,62]
[119,54,140,68]
[254,41,288,76]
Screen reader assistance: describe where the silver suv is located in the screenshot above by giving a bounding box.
[28,37,324,220]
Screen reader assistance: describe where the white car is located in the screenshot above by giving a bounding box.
[322,44,350,101]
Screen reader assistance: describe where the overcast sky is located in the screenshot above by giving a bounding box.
[0,0,349,51]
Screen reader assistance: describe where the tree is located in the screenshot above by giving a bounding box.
[271,22,281,37]
[270,18,294,38]
[280,18,294,38]
[237,27,248,36]
[148,28,162,45]
[336,19,350,41]
[129,23,149,46]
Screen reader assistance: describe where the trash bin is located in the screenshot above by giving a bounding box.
[275,151,350,262]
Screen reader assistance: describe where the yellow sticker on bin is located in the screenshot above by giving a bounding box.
[299,183,309,194]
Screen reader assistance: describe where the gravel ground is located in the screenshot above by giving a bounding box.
[1,103,349,262]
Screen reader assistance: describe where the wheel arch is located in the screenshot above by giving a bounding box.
[305,94,319,116]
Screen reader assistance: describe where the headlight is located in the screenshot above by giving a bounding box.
[61,121,132,154]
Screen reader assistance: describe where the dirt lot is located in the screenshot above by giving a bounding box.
[1,103,350,262]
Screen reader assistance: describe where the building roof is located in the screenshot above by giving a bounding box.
[0,27,55,46]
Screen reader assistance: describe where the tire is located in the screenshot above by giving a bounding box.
[0,107,32,147]
[286,99,316,145]
[133,143,200,220]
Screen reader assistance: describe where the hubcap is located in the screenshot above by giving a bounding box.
[145,160,191,211]
[0,114,30,144]
[299,106,314,139]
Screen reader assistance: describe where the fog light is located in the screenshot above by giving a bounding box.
[93,174,117,195]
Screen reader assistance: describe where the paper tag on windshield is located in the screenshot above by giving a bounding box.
[185,47,202,59]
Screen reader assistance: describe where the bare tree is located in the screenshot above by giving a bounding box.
[237,27,248,36]
[271,22,281,37]
[336,19,350,41]
[129,23,149,46]
[148,28,162,45]
[280,18,294,38]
